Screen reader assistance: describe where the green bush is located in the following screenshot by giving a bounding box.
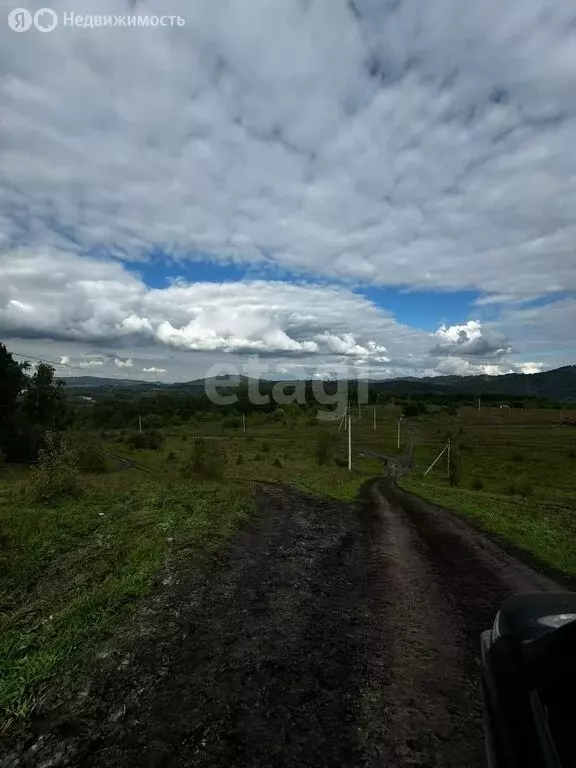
[126,430,164,451]
[261,442,271,453]
[126,432,147,450]
[32,432,81,501]
[502,477,533,498]
[448,448,461,487]
[567,450,576,459]
[77,443,107,474]
[181,438,226,480]
[334,456,348,468]
[273,457,283,468]
[236,453,244,465]
[512,451,524,462]
[316,431,336,466]
[470,477,484,491]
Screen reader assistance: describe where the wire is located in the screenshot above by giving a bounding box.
[10,351,104,375]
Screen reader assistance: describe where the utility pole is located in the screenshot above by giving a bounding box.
[139,414,142,434]
[348,406,352,472]
[373,407,376,431]
[397,417,402,450]
[358,402,361,420]
[242,413,246,433]
[447,436,451,478]
[478,397,481,411]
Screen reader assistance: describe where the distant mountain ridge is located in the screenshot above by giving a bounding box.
[59,365,576,401]
[370,365,576,401]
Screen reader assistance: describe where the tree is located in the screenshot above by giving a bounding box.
[22,363,66,428]
[0,343,28,429]
[0,349,67,463]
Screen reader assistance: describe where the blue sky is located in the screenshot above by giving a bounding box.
[133,257,481,333]
[1,0,575,381]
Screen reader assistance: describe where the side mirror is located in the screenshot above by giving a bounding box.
[481,593,576,768]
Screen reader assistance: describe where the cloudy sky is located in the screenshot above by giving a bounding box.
[1,0,574,382]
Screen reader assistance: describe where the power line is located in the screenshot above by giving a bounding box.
[10,350,103,376]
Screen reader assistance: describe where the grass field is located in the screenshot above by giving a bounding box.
[0,420,381,727]
[1,402,575,727]
[393,404,576,578]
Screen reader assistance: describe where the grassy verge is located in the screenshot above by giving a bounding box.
[400,476,576,577]
[111,428,383,502]
[0,474,253,726]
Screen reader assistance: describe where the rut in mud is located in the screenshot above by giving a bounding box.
[3,482,560,768]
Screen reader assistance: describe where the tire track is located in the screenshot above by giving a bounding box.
[2,482,562,768]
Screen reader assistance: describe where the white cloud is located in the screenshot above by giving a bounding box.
[114,357,134,369]
[432,320,510,357]
[517,362,544,374]
[1,249,572,380]
[1,0,576,299]
[142,367,168,374]
[0,251,416,361]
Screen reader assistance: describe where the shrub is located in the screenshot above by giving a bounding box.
[223,416,241,430]
[273,458,283,468]
[181,435,188,442]
[512,451,524,462]
[126,432,147,450]
[470,477,484,491]
[77,441,107,474]
[567,449,576,459]
[181,438,226,480]
[316,431,336,466]
[166,451,177,462]
[517,478,534,497]
[334,456,348,468]
[448,448,461,487]
[146,429,165,451]
[236,453,244,465]
[261,442,271,453]
[503,478,533,497]
[126,430,164,451]
[503,480,516,496]
[32,432,81,501]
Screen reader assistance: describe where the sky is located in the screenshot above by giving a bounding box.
[1,0,575,382]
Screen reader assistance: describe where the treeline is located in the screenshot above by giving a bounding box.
[0,344,69,463]
[0,341,564,464]
[72,386,560,433]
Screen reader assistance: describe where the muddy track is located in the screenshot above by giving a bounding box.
[3,482,562,768]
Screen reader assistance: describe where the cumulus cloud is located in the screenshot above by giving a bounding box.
[114,357,134,369]
[142,367,168,374]
[1,0,576,299]
[1,249,572,380]
[431,320,511,357]
[517,362,545,374]
[0,251,417,362]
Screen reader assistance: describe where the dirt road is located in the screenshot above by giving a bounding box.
[5,482,561,768]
